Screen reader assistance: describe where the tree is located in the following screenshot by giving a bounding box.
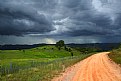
[52,48,54,50]
[64,46,68,51]
[71,52,73,56]
[68,48,72,52]
[56,40,65,50]
[23,50,25,53]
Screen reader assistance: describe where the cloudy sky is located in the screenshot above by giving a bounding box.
[0,0,121,44]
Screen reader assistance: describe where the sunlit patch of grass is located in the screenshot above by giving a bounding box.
[0,45,93,81]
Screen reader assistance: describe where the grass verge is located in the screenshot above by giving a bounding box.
[109,48,121,65]
[1,54,91,81]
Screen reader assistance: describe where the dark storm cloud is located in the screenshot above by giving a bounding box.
[0,0,56,36]
[53,0,121,37]
[1,0,121,44]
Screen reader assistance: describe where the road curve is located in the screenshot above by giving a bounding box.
[52,52,121,81]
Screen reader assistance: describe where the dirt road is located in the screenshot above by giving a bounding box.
[52,52,121,81]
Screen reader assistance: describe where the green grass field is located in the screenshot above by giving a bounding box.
[109,48,121,65]
[0,45,92,81]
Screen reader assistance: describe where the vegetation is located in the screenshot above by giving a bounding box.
[0,55,91,81]
[0,44,93,81]
[72,47,100,54]
[56,40,65,50]
[109,48,121,65]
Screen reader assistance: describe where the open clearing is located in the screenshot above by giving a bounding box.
[52,52,121,81]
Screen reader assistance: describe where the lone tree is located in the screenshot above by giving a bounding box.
[56,40,65,50]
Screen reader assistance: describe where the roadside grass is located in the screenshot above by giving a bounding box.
[109,48,121,64]
[1,54,91,81]
[0,45,92,81]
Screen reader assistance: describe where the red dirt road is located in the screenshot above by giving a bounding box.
[52,52,121,81]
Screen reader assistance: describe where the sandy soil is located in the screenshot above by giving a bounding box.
[52,52,121,81]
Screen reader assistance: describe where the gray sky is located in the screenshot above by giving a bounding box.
[0,0,121,44]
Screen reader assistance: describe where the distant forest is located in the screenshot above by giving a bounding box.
[0,43,120,51]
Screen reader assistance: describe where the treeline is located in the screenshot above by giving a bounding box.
[0,44,47,50]
[73,47,100,54]
[55,40,120,54]
[67,43,120,51]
